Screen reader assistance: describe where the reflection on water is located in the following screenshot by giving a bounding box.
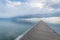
[0,20,35,40]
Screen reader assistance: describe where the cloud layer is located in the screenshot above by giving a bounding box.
[0,0,60,18]
[16,17,60,24]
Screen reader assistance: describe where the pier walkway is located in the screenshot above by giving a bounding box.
[20,21,60,40]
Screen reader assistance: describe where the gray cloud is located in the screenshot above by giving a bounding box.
[49,3,60,9]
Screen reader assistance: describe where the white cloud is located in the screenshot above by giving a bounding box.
[0,0,60,18]
[41,17,60,24]
[23,0,60,14]
[29,2,45,8]
[16,17,60,24]
[6,0,22,8]
[49,0,60,3]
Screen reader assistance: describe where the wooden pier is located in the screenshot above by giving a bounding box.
[20,21,60,40]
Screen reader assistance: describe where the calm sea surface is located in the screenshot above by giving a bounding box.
[0,20,35,40]
[47,23,60,35]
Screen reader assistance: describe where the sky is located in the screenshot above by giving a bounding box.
[0,0,60,18]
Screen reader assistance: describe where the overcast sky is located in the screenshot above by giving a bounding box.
[0,0,60,18]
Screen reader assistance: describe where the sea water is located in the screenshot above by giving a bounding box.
[47,23,60,35]
[0,20,35,40]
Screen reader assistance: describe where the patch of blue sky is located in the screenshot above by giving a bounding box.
[10,0,27,2]
[0,0,6,4]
